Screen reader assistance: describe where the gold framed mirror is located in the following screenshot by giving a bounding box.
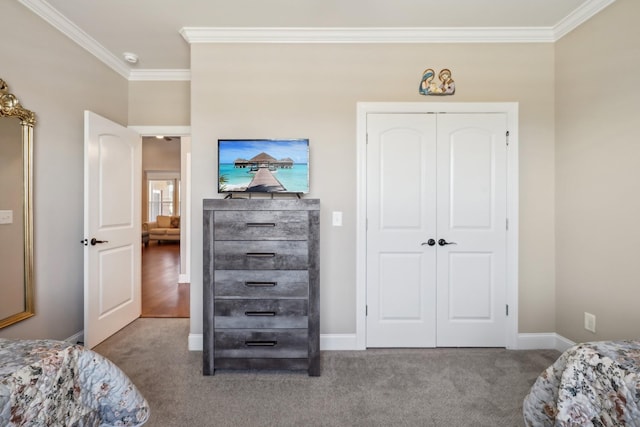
[0,78,35,328]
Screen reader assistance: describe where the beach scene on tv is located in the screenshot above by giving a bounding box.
[218,139,309,193]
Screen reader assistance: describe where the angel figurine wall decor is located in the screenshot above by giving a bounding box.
[419,68,455,96]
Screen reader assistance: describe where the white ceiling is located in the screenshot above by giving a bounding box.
[18,0,615,80]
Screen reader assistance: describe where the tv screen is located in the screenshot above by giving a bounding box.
[218,139,310,194]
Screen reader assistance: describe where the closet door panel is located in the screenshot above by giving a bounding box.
[366,113,437,348]
[449,132,494,229]
[436,113,507,347]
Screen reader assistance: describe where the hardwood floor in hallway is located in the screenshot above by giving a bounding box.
[141,242,189,318]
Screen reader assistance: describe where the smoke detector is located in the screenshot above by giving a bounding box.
[123,52,139,64]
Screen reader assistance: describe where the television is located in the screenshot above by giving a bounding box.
[218,139,310,194]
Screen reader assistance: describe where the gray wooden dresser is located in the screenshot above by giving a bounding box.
[203,198,320,376]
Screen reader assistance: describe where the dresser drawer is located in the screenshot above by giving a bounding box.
[214,329,308,359]
[214,210,308,241]
[214,270,308,298]
[215,299,308,328]
[214,241,308,270]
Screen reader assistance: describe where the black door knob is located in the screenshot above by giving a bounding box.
[438,239,457,246]
[90,238,109,246]
[421,239,436,247]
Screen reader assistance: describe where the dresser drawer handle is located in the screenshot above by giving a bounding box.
[246,252,276,258]
[245,311,277,317]
[246,222,276,227]
[245,281,277,287]
[245,340,277,347]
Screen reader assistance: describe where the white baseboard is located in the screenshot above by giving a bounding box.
[189,333,203,351]
[66,330,84,345]
[555,334,576,353]
[188,333,361,352]
[85,328,576,354]
[320,334,359,350]
[517,333,575,352]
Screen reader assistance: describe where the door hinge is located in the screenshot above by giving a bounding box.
[506,130,510,146]
[506,218,509,230]
[506,304,509,316]
[366,305,368,316]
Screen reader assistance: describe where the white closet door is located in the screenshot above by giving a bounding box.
[366,112,508,348]
[435,113,507,347]
[366,113,437,347]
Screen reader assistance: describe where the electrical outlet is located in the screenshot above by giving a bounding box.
[584,312,596,333]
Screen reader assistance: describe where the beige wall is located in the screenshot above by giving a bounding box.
[5,0,632,345]
[190,42,557,336]
[555,0,640,343]
[129,81,190,126]
[0,2,128,340]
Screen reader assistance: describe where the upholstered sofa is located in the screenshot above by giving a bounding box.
[143,215,180,243]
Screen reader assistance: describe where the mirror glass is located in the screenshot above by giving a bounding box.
[0,78,35,328]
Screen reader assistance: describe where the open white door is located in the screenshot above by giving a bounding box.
[83,111,141,349]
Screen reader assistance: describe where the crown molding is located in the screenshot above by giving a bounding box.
[18,0,130,79]
[20,0,616,81]
[181,0,616,44]
[18,0,190,81]
[180,26,557,44]
[129,69,191,81]
[553,0,616,40]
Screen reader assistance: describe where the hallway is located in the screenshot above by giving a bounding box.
[141,242,189,318]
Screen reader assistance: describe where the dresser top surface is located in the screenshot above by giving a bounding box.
[204,198,320,211]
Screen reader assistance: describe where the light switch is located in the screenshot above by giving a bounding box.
[332,211,343,227]
[0,210,13,225]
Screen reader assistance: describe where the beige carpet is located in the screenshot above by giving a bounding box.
[94,318,559,427]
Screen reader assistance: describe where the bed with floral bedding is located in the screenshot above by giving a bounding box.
[523,340,640,426]
[0,338,149,426]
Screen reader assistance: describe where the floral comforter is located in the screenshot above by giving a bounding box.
[523,340,640,426]
[0,338,149,426]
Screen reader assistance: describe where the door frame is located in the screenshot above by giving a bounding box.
[129,126,191,284]
[355,102,519,350]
